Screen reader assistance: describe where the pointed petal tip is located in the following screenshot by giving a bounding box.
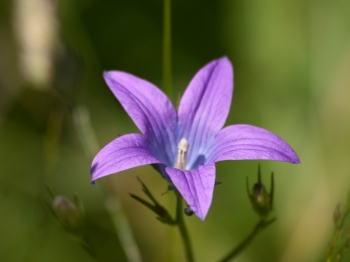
[165,164,215,221]
[197,213,207,221]
[103,70,112,78]
[187,203,208,221]
[103,70,122,80]
[184,205,207,221]
[90,134,163,182]
[291,156,301,164]
[219,55,230,62]
[217,56,233,67]
[284,146,300,164]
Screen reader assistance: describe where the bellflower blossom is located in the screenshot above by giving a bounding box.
[91,57,299,220]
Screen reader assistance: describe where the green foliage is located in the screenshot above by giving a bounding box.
[327,193,350,262]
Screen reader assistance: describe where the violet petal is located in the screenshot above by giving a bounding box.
[91,133,162,182]
[207,124,300,164]
[177,57,233,168]
[103,71,177,166]
[166,164,216,220]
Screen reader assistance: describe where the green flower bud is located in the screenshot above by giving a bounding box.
[251,182,271,218]
[52,196,84,235]
[247,165,274,219]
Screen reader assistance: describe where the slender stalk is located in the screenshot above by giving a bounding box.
[73,106,142,262]
[105,196,143,262]
[175,191,194,262]
[163,0,172,98]
[326,201,350,262]
[218,218,276,262]
[163,1,175,260]
[167,200,177,262]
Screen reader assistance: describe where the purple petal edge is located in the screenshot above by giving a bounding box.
[207,124,300,164]
[103,71,177,166]
[91,133,162,183]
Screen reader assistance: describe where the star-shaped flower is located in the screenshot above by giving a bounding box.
[91,57,299,220]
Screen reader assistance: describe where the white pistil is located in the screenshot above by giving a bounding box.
[175,138,189,170]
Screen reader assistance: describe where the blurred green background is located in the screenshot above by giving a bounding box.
[1,0,350,261]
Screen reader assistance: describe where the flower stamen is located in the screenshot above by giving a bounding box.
[175,138,189,170]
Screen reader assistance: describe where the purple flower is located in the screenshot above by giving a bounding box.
[91,57,299,220]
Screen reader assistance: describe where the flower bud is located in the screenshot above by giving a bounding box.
[251,182,272,218]
[247,165,274,218]
[184,206,194,216]
[52,196,84,235]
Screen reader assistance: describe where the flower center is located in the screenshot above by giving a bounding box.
[175,138,189,170]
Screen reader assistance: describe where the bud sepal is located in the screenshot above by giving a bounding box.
[130,177,176,225]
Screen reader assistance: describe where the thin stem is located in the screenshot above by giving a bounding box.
[176,191,194,262]
[163,0,172,98]
[218,218,276,262]
[326,193,350,262]
[73,106,142,262]
[163,2,175,259]
[105,196,143,262]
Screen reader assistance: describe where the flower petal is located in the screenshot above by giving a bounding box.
[103,71,177,166]
[91,134,162,182]
[177,57,233,168]
[166,164,216,220]
[207,124,300,164]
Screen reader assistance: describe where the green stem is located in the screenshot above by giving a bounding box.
[176,191,194,262]
[73,106,142,262]
[218,218,276,262]
[163,0,172,98]
[105,197,143,262]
